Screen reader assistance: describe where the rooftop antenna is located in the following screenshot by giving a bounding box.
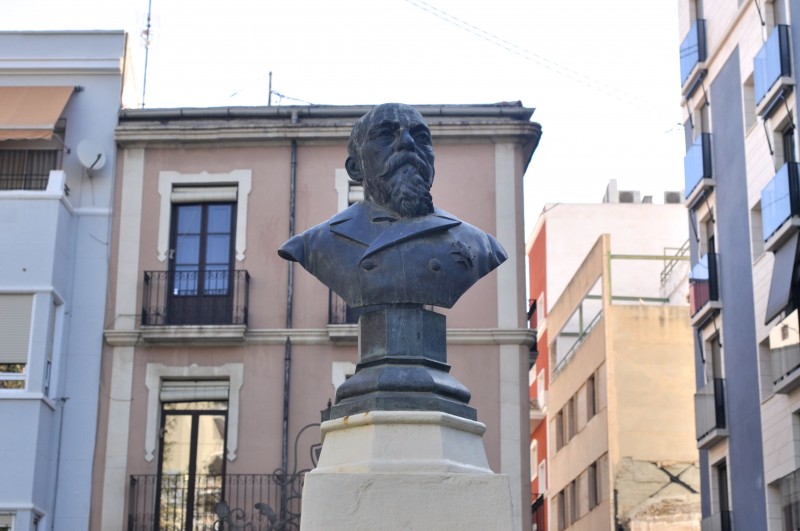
[268,71,273,106]
[141,0,153,109]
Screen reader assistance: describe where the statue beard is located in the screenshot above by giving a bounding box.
[371,153,434,218]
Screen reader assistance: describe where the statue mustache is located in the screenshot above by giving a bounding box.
[380,152,432,184]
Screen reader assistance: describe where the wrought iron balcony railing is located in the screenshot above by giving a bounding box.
[680,19,707,86]
[754,24,792,107]
[128,473,297,531]
[142,270,249,326]
[684,133,712,200]
[695,378,727,443]
[689,252,719,317]
[128,474,300,531]
[0,149,62,191]
[762,162,800,242]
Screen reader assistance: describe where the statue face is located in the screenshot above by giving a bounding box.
[351,104,436,217]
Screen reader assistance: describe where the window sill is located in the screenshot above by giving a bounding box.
[0,391,56,409]
[140,325,246,344]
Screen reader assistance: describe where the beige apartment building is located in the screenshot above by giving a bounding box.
[546,234,699,530]
[89,103,541,530]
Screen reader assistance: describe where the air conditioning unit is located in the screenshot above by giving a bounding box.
[619,190,640,203]
[642,195,653,204]
[664,191,683,204]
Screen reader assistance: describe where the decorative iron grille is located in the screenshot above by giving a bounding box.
[0,149,61,190]
[142,270,249,326]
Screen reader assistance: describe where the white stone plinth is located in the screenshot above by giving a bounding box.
[300,411,513,530]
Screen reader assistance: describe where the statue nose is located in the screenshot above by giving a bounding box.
[395,128,415,151]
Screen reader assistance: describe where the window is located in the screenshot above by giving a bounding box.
[713,460,730,516]
[0,149,62,191]
[0,294,33,390]
[157,389,228,530]
[537,369,546,408]
[781,124,797,167]
[556,491,566,530]
[167,200,237,325]
[586,375,596,421]
[0,514,12,531]
[538,460,546,495]
[567,397,577,440]
[567,480,578,524]
[743,75,756,131]
[555,410,564,451]
[588,462,599,510]
[530,440,538,480]
[751,202,765,260]
[704,334,724,383]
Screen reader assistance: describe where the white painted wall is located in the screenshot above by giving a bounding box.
[533,203,690,314]
[0,31,127,531]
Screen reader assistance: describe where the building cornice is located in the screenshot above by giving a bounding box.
[104,326,536,348]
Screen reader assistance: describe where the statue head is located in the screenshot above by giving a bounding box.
[345,103,436,218]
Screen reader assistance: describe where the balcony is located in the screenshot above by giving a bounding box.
[530,394,547,431]
[695,378,728,449]
[689,252,721,325]
[700,510,732,531]
[128,473,294,531]
[684,133,713,206]
[680,19,707,96]
[770,310,800,393]
[755,25,794,117]
[762,162,800,252]
[141,270,249,331]
[0,149,62,191]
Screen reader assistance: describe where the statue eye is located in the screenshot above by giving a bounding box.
[378,129,395,139]
[414,132,431,143]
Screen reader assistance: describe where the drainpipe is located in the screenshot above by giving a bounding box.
[281,139,298,520]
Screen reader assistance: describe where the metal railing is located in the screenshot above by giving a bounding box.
[680,19,707,85]
[142,270,249,326]
[755,24,792,105]
[0,149,61,190]
[128,473,294,531]
[762,162,800,241]
[689,252,719,317]
[695,378,726,441]
[684,133,713,199]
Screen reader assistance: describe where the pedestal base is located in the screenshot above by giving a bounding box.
[300,411,513,531]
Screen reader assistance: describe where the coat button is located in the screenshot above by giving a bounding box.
[429,259,442,272]
[361,259,376,271]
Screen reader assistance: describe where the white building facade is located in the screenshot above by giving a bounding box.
[0,31,131,530]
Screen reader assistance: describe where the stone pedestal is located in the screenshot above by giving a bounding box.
[300,411,513,530]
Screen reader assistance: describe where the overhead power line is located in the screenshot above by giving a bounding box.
[402,0,656,110]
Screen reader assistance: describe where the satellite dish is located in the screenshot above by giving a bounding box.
[76,140,107,171]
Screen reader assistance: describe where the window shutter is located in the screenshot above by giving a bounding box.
[160,380,229,402]
[0,295,33,364]
[171,186,237,204]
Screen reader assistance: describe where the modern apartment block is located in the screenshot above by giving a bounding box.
[90,103,542,530]
[526,185,698,530]
[0,32,131,530]
[678,0,800,528]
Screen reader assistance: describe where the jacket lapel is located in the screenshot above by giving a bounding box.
[361,208,461,260]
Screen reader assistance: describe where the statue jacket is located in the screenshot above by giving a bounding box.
[278,200,507,308]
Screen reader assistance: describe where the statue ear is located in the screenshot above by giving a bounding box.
[345,156,363,182]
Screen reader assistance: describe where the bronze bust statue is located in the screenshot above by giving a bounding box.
[278,103,506,308]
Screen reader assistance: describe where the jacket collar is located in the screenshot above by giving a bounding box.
[329,201,461,259]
